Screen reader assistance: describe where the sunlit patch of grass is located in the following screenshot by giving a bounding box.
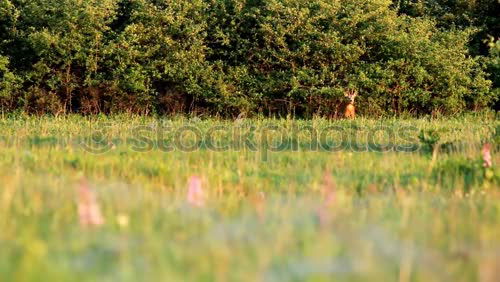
[0,114,498,281]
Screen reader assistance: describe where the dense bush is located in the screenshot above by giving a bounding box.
[0,0,19,111]
[487,37,500,110]
[393,0,499,32]
[0,0,497,116]
[393,0,499,57]
[2,0,118,114]
[393,0,500,111]
[206,0,494,116]
[0,56,19,111]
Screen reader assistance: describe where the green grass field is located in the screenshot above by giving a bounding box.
[0,115,499,282]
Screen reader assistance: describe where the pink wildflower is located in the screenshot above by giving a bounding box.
[321,173,336,207]
[77,180,105,227]
[482,143,492,168]
[187,176,205,207]
[317,173,336,228]
[250,191,266,220]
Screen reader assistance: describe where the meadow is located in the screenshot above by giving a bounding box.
[0,114,499,282]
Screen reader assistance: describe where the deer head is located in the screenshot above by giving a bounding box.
[344,89,358,104]
[344,89,358,119]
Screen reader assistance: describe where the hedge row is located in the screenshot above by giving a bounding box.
[0,0,498,116]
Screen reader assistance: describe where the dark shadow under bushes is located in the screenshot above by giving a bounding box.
[0,0,498,116]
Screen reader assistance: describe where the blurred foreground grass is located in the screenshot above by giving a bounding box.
[0,114,499,282]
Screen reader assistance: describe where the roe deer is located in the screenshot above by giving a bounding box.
[344,89,358,119]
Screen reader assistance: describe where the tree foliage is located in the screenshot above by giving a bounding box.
[0,0,497,116]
